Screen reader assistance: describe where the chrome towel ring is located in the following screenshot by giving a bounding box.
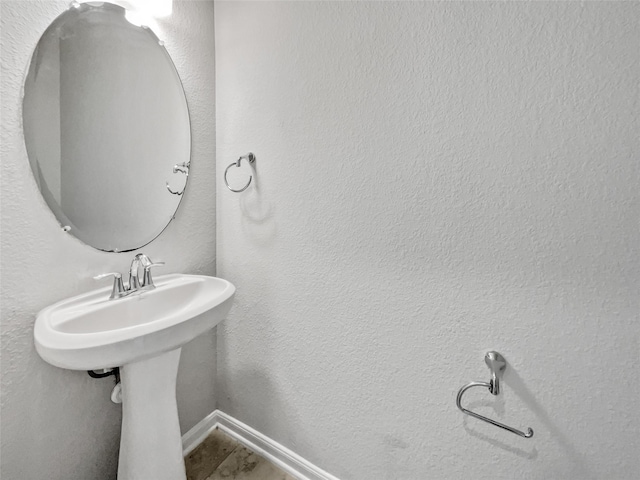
[456,352,534,439]
[166,161,190,195]
[224,153,255,193]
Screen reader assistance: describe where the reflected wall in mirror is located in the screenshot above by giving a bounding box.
[23,2,191,252]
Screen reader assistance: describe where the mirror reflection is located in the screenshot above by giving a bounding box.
[23,2,191,252]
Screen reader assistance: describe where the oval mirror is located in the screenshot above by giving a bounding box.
[22,2,190,252]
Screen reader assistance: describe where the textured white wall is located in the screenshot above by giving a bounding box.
[1,1,216,478]
[216,2,639,479]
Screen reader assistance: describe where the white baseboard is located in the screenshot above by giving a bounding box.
[182,409,340,480]
[182,409,220,456]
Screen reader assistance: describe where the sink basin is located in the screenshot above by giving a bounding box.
[35,274,235,370]
[33,273,235,480]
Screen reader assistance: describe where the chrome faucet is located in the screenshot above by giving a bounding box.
[94,253,164,300]
[128,253,165,292]
[94,272,127,299]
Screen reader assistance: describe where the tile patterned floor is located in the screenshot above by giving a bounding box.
[185,428,297,480]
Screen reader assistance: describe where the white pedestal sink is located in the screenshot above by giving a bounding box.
[34,274,235,480]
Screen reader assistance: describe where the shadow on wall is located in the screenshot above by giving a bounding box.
[456,359,595,474]
[216,366,299,449]
[504,366,596,480]
[1,335,120,479]
[238,169,277,247]
[461,409,538,460]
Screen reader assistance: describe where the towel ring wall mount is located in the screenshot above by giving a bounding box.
[224,153,255,193]
[456,351,534,439]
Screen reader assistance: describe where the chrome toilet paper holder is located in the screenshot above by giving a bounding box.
[456,351,534,438]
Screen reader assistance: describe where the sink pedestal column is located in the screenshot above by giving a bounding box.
[118,348,185,480]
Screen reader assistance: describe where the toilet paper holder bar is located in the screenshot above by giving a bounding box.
[456,351,534,438]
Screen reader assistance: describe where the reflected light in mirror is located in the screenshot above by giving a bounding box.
[136,0,172,18]
[78,1,172,26]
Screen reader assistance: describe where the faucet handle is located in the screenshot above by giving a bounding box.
[94,272,126,299]
[141,262,165,288]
